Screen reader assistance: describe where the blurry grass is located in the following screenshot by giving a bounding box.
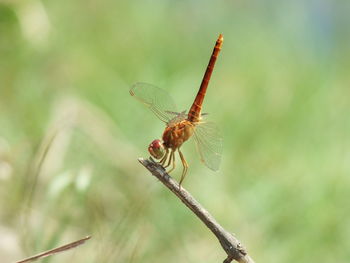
[0,0,350,262]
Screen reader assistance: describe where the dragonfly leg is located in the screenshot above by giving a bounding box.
[164,149,174,168]
[159,148,169,166]
[167,150,176,173]
[178,149,188,187]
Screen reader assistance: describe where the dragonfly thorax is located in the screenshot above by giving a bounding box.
[162,120,195,150]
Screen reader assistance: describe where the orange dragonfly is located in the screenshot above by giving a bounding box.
[130,34,223,185]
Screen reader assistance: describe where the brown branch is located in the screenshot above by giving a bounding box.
[138,158,255,263]
[15,236,91,263]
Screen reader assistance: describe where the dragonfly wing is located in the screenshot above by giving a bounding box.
[130,82,178,123]
[193,121,223,171]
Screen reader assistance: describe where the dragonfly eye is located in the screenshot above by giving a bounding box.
[148,139,165,159]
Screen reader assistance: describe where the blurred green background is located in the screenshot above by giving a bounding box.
[1,0,349,262]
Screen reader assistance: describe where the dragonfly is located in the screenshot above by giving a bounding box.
[130,34,223,185]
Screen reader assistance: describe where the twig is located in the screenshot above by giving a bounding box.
[138,158,255,263]
[15,236,91,263]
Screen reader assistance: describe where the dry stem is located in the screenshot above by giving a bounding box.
[15,236,91,263]
[138,158,255,263]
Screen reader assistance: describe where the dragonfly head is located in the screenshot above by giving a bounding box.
[148,139,165,159]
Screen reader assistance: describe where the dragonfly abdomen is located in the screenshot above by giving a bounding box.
[187,34,223,123]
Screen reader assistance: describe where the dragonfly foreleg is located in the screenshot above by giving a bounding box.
[167,150,176,173]
[164,150,174,168]
[159,148,169,166]
[178,149,188,187]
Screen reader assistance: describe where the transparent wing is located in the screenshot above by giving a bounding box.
[130,82,178,123]
[193,121,223,171]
